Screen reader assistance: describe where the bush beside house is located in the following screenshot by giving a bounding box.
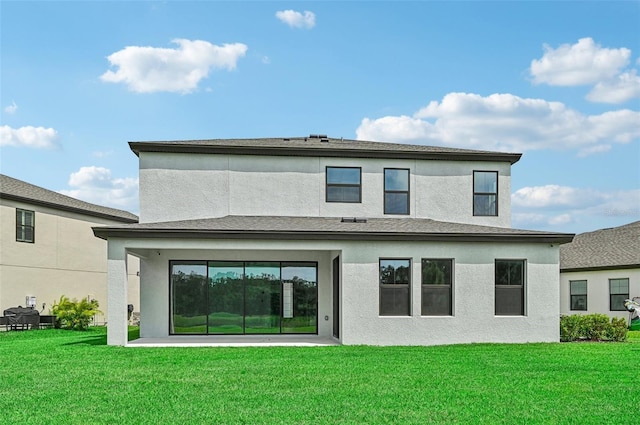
[560,314,628,342]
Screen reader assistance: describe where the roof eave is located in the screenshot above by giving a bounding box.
[1,193,138,223]
[128,142,522,164]
[93,227,573,244]
[561,264,640,273]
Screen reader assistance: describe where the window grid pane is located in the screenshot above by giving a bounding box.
[327,167,360,185]
[384,169,409,191]
[384,193,409,214]
[570,280,587,295]
[610,279,629,294]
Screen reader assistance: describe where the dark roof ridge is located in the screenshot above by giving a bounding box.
[0,174,138,223]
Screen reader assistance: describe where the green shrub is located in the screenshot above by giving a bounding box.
[51,296,101,331]
[606,317,629,341]
[560,314,627,342]
[560,314,583,342]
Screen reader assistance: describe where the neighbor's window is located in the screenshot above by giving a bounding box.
[384,168,409,215]
[495,259,525,315]
[379,259,411,316]
[570,280,587,311]
[609,278,629,311]
[474,171,498,216]
[16,209,35,243]
[326,167,361,203]
[421,259,453,316]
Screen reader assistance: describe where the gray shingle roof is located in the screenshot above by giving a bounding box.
[93,215,573,243]
[129,136,522,164]
[0,174,138,223]
[560,221,640,271]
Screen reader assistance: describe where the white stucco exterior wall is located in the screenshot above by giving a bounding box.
[106,237,560,346]
[106,240,129,346]
[339,240,559,345]
[138,152,512,228]
[560,268,640,319]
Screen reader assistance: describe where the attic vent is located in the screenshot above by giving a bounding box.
[283,138,290,141]
[320,137,329,143]
[341,217,367,223]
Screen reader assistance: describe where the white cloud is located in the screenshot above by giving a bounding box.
[530,37,630,86]
[60,166,139,212]
[4,101,17,114]
[577,144,611,158]
[356,92,640,153]
[512,185,640,230]
[275,10,316,29]
[0,125,59,148]
[100,39,248,94]
[548,214,573,226]
[512,185,605,209]
[586,70,640,104]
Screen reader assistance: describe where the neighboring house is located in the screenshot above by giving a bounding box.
[560,221,640,321]
[0,174,140,322]
[93,136,573,346]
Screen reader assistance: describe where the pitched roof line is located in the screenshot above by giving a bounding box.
[0,174,138,223]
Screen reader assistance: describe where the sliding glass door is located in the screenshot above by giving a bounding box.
[170,262,207,334]
[244,262,281,334]
[208,262,244,334]
[282,263,318,333]
[170,260,317,335]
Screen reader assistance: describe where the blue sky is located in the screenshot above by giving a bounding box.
[1,1,639,235]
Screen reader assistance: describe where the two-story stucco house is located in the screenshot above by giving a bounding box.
[94,136,573,346]
[0,174,140,322]
[560,221,640,320]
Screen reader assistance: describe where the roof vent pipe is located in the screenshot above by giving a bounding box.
[341,217,367,223]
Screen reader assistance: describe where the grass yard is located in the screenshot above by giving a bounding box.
[1,328,639,424]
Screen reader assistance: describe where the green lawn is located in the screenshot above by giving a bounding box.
[1,328,639,424]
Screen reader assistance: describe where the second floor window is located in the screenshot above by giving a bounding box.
[16,208,35,243]
[326,167,361,203]
[384,168,409,215]
[474,171,498,216]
